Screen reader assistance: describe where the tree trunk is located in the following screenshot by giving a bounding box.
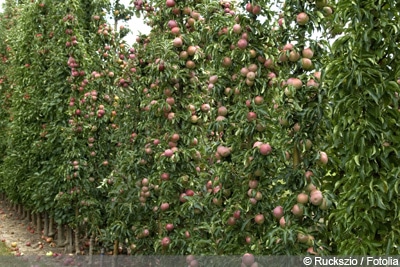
[36,212,42,235]
[74,206,80,254]
[113,240,119,256]
[26,210,31,224]
[32,213,36,227]
[17,204,23,217]
[74,227,80,255]
[88,234,94,265]
[63,225,73,253]
[111,240,119,267]
[48,217,55,237]
[43,212,49,236]
[57,224,66,247]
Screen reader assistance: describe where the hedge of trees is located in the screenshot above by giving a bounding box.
[0,0,399,257]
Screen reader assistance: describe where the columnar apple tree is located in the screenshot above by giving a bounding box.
[103,0,335,255]
[0,0,14,188]
[0,0,131,251]
[325,0,400,254]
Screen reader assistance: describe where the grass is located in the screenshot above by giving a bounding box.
[0,241,11,255]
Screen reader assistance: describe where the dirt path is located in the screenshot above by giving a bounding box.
[0,200,65,257]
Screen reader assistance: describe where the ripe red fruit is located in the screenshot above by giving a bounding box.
[160,173,170,181]
[164,149,174,157]
[171,27,180,35]
[245,2,253,13]
[254,96,264,105]
[297,193,309,204]
[183,189,194,196]
[187,46,197,56]
[287,77,303,89]
[319,151,329,165]
[167,20,178,29]
[302,47,314,59]
[297,233,309,243]
[259,143,272,155]
[289,50,300,62]
[248,180,258,189]
[237,38,248,50]
[302,58,313,70]
[279,217,286,228]
[296,12,309,25]
[247,112,257,122]
[180,193,187,203]
[222,57,232,67]
[310,190,323,206]
[232,24,242,34]
[252,5,261,15]
[253,141,263,148]
[201,103,210,112]
[172,37,183,47]
[305,170,314,182]
[291,204,304,217]
[161,237,171,247]
[217,146,231,157]
[160,203,170,211]
[186,60,196,69]
[233,210,241,219]
[185,231,191,238]
[254,214,265,225]
[273,206,284,220]
[165,223,174,231]
[165,0,175,8]
[217,106,228,116]
[227,217,236,226]
[246,71,256,81]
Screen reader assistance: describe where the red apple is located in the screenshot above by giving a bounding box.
[273,206,284,220]
[254,214,264,225]
[259,143,272,155]
[247,112,257,122]
[160,203,170,211]
[165,0,175,8]
[237,39,248,50]
[319,151,329,165]
[297,193,309,204]
[296,12,309,25]
[165,223,174,231]
[161,236,171,247]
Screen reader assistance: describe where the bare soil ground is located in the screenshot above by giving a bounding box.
[0,200,64,256]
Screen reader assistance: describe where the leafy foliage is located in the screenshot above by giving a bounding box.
[0,0,399,257]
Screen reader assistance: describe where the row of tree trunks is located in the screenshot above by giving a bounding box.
[0,198,101,255]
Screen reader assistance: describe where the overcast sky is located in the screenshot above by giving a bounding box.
[0,0,151,44]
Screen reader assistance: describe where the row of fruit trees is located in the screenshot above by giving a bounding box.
[0,0,399,257]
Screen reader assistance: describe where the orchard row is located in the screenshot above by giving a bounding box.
[0,0,399,258]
